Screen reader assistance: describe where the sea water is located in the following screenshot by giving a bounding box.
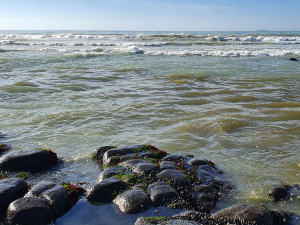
[1,30,300,223]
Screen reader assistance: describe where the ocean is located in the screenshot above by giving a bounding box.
[1,30,300,223]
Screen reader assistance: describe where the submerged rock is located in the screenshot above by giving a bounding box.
[162,155,184,162]
[289,58,298,61]
[113,188,149,214]
[102,145,142,165]
[159,220,202,225]
[0,178,28,219]
[269,185,289,202]
[0,148,57,172]
[86,177,125,202]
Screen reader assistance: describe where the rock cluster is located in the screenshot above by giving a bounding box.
[90,145,295,224]
[0,141,297,225]
[0,147,85,225]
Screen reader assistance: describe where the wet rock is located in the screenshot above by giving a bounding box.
[0,178,28,219]
[269,209,292,225]
[162,155,184,162]
[103,145,142,165]
[93,146,117,160]
[156,169,188,186]
[289,58,298,61]
[160,161,175,170]
[120,159,157,176]
[134,217,155,225]
[113,188,149,214]
[212,204,273,225]
[86,177,125,202]
[97,167,122,183]
[139,152,156,159]
[148,182,179,206]
[194,192,215,212]
[195,165,218,180]
[269,185,289,202]
[25,181,68,217]
[194,185,218,198]
[6,197,53,225]
[160,219,202,225]
[0,148,57,172]
[187,158,208,167]
[172,210,201,218]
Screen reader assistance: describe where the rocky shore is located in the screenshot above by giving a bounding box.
[0,137,298,224]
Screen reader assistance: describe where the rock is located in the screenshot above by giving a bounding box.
[139,152,156,159]
[0,143,8,153]
[148,182,179,206]
[102,145,142,165]
[289,58,298,61]
[113,188,149,214]
[162,155,184,162]
[194,193,215,212]
[134,217,155,225]
[0,148,57,172]
[195,165,218,180]
[187,158,208,167]
[25,181,68,217]
[160,161,175,170]
[6,197,53,225]
[194,185,218,198]
[120,159,157,176]
[212,204,273,225]
[86,177,125,202]
[159,219,202,225]
[173,210,200,217]
[93,146,117,160]
[269,209,292,225]
[156,169,188,186]
[97,167,122,183]
[269,185,289,202]
[0,178,28,218]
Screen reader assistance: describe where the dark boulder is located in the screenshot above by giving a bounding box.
[194,185,218,198]
[113,188,149,214]
[0,148,57,172]
[86,177,125,202]
[269,185,289,202]
[156,169,188,186]
[162,155,184,162]
[97,167,122,183]
[212,204,273,225]
[194,192,215,212]
[6,197,53,225]
[195,165,218,180]
[120,159,157,176]
[289,58,298,61]
[148,182,179,206]
[92,146,117,160]
[25,181,68,217]
[160,161,175,170]
[0,178,28,219]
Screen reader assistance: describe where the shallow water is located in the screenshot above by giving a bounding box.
[1,30,300,222]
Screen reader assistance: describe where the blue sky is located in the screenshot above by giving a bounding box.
[1,0,299,31]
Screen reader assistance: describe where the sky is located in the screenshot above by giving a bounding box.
[1,0,300,31]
